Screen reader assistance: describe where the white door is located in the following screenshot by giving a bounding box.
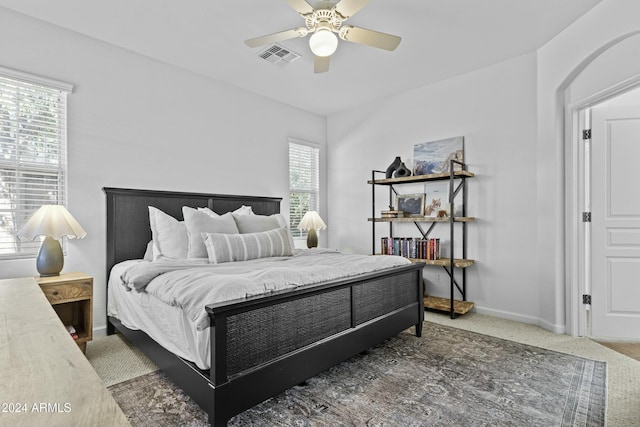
[591,106,640,339]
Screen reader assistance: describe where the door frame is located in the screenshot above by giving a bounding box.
[565,74,640,337]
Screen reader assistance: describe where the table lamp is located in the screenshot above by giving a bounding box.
[17,205,87,277]
[297,211,326,248]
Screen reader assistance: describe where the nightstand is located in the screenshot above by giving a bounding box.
[36,272,93,353]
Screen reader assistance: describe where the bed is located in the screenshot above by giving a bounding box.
[104,187,424,426]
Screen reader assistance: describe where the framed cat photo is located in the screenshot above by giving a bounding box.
[395,193,425,217]
[424,183,449,217]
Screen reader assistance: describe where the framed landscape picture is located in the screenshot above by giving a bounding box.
[413,136,464,175]
[395,193,425,217]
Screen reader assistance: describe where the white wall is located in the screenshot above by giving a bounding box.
[327,53,543,324]
[537,0,640,333]
[0,8,326,334]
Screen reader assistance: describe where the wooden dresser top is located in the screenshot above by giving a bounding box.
[0,276,129,427]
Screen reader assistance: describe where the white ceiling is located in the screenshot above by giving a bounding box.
[0,0,601,116]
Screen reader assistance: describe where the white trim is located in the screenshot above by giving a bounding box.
[572,73,640,110]
[0,65,73,93]
[473,306,566,335]
[565,104,582,337]
[287,137,321,150]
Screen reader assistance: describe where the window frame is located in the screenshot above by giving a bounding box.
[288,138,321,240]
[0,66,73,259]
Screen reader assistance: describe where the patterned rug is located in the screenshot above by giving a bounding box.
[108,323,606,426]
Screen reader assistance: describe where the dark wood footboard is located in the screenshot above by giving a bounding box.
[206,262,423,426]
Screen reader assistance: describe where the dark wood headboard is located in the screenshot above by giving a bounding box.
[103,187,282,276]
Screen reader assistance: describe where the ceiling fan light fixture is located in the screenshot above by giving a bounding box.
[309,29,338,57]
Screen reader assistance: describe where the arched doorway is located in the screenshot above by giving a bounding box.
[564,33,640,339]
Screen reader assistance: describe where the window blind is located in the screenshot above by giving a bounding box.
[289,140,320,238]
[0,72,70,258]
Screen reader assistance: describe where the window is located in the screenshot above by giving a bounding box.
[289,139,320,238]
[0,67,72,258]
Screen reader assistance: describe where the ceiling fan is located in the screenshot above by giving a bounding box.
[245,0,401,73]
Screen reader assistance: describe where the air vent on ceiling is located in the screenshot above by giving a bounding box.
[258,43,301,65]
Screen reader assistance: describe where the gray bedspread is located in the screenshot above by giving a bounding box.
[120,249,411,330]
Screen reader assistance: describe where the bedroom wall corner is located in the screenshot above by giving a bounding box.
[326,52,542,326]
[0,7,327,335]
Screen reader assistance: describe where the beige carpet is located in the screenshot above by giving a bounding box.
[87,312,640,426]
[86,330,156,387]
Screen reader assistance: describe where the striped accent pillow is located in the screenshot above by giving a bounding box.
[202,227,294,264]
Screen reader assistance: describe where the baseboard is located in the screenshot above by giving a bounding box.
[473,306,566,335]
[93,325,108,337]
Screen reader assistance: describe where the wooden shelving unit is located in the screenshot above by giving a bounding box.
[368,170,475,185]
[370,161,476,318]
[409,258,475,268]
[369,216,475,223]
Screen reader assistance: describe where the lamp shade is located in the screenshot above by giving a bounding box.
[297,211,327,231]
[17,205,87,241]
[309,29,338,57]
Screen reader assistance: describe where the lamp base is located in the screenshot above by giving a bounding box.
[37,236,64,277]
[306,228,318,249]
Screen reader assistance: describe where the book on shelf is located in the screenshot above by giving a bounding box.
[381,210,404,218]
[381,237,441,260]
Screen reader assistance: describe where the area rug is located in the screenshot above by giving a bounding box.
[107,323,606,426]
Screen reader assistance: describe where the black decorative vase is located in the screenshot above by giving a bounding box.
[394,162,412,178]
[385,156,402,178]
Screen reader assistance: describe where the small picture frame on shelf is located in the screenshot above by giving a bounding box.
[424,182,448,217]
[395,193,425,217]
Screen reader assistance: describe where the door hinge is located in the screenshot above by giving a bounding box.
[582,212,591,222]
[583,294,592,305]
[582,129,591,140]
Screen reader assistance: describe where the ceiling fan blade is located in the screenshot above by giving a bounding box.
[339,25,401,51]
[245,27,308,48]
[314,55,330,73]
[334,0,371,19]
[286,0,314,15]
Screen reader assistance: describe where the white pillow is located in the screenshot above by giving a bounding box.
[197,207,219,218]
[234,205,254,216]
[197,205,253,218]
[183,206,239,259]
[232,213,287,233]
[148,206,189,260]
[202,227,294,264]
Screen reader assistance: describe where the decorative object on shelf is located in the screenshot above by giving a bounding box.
[395,193,425,217]
[393,161,412,178]
[413,136,464,175]
[297,210,327,248]
[385,156,402,178]
[17,205,87,277]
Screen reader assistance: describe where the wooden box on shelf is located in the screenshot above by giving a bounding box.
[36,272,93,353]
